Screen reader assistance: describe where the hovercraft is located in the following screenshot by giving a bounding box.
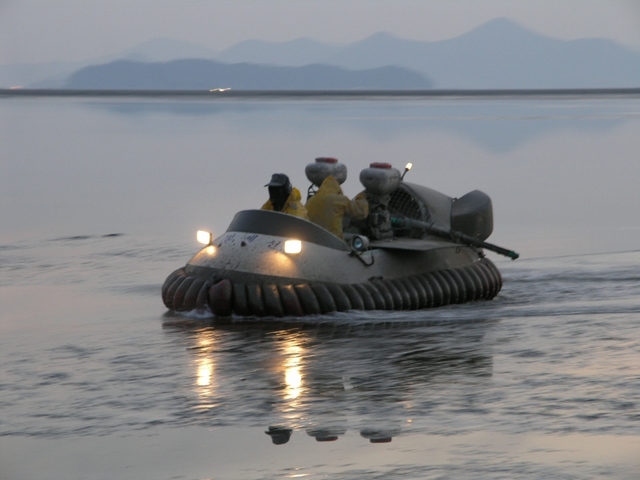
[162,160,519,317]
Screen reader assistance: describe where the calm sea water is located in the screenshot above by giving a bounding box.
[1,96,639,479]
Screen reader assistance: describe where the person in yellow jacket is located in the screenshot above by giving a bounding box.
[305,175,369,239]
[261,173,309,219]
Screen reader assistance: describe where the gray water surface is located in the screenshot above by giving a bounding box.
[1,97,639,479]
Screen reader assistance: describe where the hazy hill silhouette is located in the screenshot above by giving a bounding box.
[64,60,433,90]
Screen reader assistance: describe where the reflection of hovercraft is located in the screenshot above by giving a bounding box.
[162,160,519,317]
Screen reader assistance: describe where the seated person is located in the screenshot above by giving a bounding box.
[305,175,368,239]
[261,173,309,219]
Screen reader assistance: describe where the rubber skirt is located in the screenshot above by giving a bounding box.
[161,257,502,317]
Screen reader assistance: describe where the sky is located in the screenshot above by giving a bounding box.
[2,0,640,65]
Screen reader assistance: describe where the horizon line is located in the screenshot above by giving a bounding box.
[2,88,640,99]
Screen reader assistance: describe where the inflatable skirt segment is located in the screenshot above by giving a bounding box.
[161,257,502,317]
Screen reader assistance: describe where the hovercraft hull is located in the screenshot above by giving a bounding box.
[161,209,502,317]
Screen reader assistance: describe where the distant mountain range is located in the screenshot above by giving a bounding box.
[213,19,640,89]
[2,18,639,89]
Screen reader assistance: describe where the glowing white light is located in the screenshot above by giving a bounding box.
[284,239,302,254]
[197,230,213,245]
[405,162,413,171]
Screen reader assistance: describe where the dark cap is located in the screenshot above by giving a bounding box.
[265,173,290,187]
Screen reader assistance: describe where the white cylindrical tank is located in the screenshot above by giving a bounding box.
[359,163,401,195]
[305,157,348,187]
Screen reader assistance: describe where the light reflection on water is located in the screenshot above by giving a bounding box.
[194,333,216,409]
[281,339,304,402]
[197,360,213,387]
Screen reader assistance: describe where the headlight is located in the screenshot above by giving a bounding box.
[284,239,302,254]
[197,230,213,245]
[351,235,370,252]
